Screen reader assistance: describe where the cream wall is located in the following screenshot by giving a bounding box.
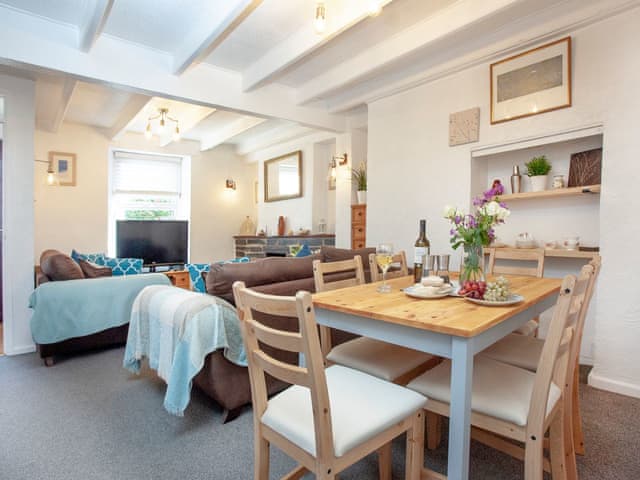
[34,122,256,264]
[1,73,35,355]
[367,10,640,397]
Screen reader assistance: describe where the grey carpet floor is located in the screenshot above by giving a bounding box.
[1,347,638,480]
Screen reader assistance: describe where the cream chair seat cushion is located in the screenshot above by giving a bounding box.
[479,333,544,372]
[327,337,435,381]
[514,319,539,336]
[261,365,427,457]
[407,356,560,427]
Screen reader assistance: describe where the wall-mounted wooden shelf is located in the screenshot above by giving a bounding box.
[500,184,600,201]
[488,246,598,259]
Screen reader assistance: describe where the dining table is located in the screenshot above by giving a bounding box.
[312,274,562,480]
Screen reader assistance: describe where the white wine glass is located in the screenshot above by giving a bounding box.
[376,242,394,293]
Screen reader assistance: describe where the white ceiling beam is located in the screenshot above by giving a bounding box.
[242,0,394,92]
[79,0,114,52]
[245,130,338,163]
[44,78,77,133]
[236,124,316,156]
[200,116,266,151]
[102,94,152,140]
[158,106,216,147]
[173,0,262,75]
[0,8,345,132]
[295,0,522,105]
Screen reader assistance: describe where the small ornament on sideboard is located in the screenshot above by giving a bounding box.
[240,216,256,235]
[277,216,286,236]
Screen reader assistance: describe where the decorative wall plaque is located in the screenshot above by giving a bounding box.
[568,148,602,187]
[449,107,480,146]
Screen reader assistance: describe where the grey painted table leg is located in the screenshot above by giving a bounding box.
[447,336,474,480]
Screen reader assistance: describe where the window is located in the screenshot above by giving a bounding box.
[108,150,190,254]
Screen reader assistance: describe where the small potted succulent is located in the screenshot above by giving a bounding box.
[525,155,552,192]
[352,161,367,204]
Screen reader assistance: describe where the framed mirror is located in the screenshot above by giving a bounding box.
[264,150,302,202]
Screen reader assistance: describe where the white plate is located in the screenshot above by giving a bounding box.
[404,284,453,299]
[464,294,524,306]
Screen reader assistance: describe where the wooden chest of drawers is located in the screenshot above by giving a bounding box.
[351,204,366,249]
[164,270,191,290]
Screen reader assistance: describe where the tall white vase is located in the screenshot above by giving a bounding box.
[356,190,367,204]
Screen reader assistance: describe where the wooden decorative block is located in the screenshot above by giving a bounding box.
[568,148,602,187]
[449,107,480,146]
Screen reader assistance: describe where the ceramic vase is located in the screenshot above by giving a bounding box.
[530,175,548,192]
[356,191,367,204]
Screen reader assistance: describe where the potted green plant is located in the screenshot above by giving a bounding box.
[352,161,367,204]
[525,155,552,192]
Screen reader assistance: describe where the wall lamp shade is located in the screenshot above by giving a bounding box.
[333,153,348,166]
[226,179,237,190]
[35,159,58,186]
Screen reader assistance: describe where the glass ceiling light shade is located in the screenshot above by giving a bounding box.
[314,3,326,33]
[367,1,382,16]
[35,158,58,186]
[145,108,180,141]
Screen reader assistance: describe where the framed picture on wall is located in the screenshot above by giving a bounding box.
[49,151,77,186]
[490,36,572,124]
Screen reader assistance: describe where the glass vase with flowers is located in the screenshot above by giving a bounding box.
[444,182,510,289]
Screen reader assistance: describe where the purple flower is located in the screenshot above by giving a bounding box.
[499,202,507,208]
[454,215,462,225]
[450,229,456,236]
[494,184,504,195]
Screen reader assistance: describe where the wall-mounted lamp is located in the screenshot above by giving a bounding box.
[333,153,348,166]
[35,159,57,186]
[225,179,237,190]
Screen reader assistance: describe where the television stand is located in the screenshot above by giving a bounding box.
[163,270,190,290]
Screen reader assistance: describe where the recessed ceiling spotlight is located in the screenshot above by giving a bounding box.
[314,2,326,33]
[367,1,382,16]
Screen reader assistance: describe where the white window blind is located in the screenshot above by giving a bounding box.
[112,151,182,195]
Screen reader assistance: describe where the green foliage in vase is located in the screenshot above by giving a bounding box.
[352,161,367,191]
[525,155,552,177]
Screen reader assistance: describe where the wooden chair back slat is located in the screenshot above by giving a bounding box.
[369,251,409,282]
[250,320,305,353]
[313,256,365,292]
[252,349,311,387]
[486,247,546,278]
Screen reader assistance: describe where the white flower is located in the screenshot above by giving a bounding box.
[443,205,457,219]
[483,201,500,216]
[497,207,510,221]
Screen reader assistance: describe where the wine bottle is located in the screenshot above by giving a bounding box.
[413,219,430,283]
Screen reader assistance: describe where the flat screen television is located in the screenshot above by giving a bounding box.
[116,220,188,266]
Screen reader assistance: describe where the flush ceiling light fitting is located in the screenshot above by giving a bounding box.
[145,107,181,141]
[314,2,326,33]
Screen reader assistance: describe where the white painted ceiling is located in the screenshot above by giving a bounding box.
[0,0,636,155]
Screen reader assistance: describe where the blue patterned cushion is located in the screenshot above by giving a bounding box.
[295,243,312,257]
[103,257,143,276]
[227,257,250,264]
[71,249,107,265]
[186,263,210,293]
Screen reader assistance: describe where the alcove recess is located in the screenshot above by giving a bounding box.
[469,124,603,260]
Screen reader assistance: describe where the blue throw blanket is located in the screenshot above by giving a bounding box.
[29,273,171,344]
[122,285,247,416]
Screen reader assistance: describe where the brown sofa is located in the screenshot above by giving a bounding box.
[195,246,375,422]
[35,250,126,365]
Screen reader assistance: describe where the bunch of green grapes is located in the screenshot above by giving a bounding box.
[483,276,510,301]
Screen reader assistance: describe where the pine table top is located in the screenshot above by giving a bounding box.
[312,275,561,338]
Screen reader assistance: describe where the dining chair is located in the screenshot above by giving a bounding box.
[369,250,409,282]
[486,247,546,336]
[480,256,601,458]
[313,256,438,384]
[408,271,589,480]
[232,281,427,480]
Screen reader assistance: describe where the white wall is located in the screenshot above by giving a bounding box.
[1,73,36,355]
[34,123,256,264]
[368,10,640,397]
